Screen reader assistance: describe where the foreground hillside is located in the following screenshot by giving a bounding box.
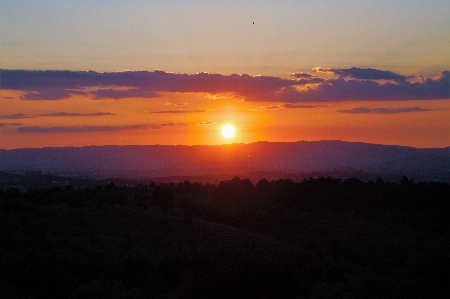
[1,177,449,298]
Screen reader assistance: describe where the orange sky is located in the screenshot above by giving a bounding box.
[1,83,448,149]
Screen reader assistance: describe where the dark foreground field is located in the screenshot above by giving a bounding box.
[1,177,449,298]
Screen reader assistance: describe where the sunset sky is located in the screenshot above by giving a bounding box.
[1,0,449,149]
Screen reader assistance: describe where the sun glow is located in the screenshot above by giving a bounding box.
[221,124,235,138]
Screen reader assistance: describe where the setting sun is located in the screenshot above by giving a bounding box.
[221,125,236,138]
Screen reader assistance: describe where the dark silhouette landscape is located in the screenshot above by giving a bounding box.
[1,176,449,298]
[1,141,450,298]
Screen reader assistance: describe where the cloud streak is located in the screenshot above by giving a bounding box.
[249,103,319,111]
[21,88,86,100]
[337,107,431,114]
[0,112,116,119]
[149,109,207,114]
[195,121,215,126]
[1,68,448,102]
[0,113,36,119]
[17,122,185,133]
[282,103,318,109]
[0,122,22,127]
[17,125,146,133]
[41,112,116,117]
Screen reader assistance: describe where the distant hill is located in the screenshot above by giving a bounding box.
[1,141,449,182]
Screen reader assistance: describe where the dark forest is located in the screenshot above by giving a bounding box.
[1,176,449,298]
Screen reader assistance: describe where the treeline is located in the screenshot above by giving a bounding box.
[0,176,445,209]
[1,176,449,298]
[2,176,449,234]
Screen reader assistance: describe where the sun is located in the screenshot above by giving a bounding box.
[221,124,235,138]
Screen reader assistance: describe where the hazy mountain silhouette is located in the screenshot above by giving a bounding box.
[1,141,449,180]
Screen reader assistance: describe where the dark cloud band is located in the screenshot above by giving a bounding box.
[1,68,448,102]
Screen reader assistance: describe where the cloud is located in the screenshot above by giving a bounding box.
[0,122,22,127]
[0,112,116,119]
[17,125,145,133]
[92,88,157,99]
[0,113,36,119]
[313,67,411,82]
[282,103,318,109]
[1,69,448,102]
[249,105,285,111]
[21,88,86,100]
[274,70,449,102]
[288,72,317,78]
[149,109,207,114]
[249,103,319,111]
[165,102,188,106]
[195,121,215,126]
[17,122,185,133]
[148,122,187,129]
[248,107,267,112]
[337,107,431,114]
[41,112,116,117]
[0,69,310,101]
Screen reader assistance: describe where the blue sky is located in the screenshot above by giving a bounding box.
[2,0,449,75]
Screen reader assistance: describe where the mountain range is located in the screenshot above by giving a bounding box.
[1,141,449,182]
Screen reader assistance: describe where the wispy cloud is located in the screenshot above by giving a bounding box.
[21,89,86,100]
[1,68,448,102]
[337,107,430,114]
[313,67,411,82]
[0,113,36,119]
[149,109,207,114]
[148,122,187,129]
[17,125,146,133]
[282,103,318,109]
[195,121,215,126]
[1,122,22,127]
[17,122,185,133]
[0,112,116,119]
[249,103,319,111]
[248,107,268,112]
[165,102,188,106]
[41,112,116,117]
[288,72,317,78]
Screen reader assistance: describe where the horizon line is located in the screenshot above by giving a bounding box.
[2,139,449,151]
